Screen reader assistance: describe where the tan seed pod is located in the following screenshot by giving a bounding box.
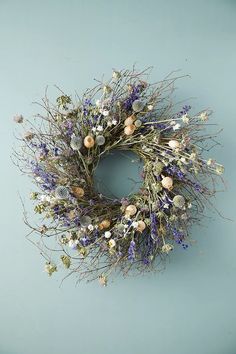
[72,186,85,198]
[99,219,111,230]
[168,140,180,149]
[125,204,137,216]
[136,220,146,232]
[124,115,135,126]
[161,176,173,190]
[124,124,136,136]
[84,135,95,148]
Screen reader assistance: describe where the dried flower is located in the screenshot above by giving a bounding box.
[161,244,173,254]
[104,231,111,238]
[14,114,24,123]
[45,262,57,276]
[61,255,71,268]
[108,239,116,248]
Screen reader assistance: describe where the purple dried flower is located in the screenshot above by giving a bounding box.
[128,240,136,262]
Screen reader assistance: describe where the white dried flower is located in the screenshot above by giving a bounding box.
[112,119,118,125]
[14,114,24,123]
[100,109,109,116]
[88,224,94,231]
[199,111,209,121]
[97,125,103,132]
[104,231,111,238]
[112,70,121,80]
[40,194,51,203]
[68,239,79,249]
[173,123,181,131]
[147,104,154,111]
[162,244,173,254]
[108,239,116,248]
[182,114,190,124]
[216,164,224,175]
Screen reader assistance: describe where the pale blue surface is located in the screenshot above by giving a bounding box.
[0,1,236,353]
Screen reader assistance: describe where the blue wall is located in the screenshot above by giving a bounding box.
[0,1,235,353]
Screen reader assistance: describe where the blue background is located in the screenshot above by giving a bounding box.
[0,1,235,353]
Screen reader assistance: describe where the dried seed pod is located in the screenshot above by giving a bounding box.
[96,135,106,146]
[173,195,185,208]
[125,204,137,216]
[80,215,92,227]
[124,124,136,136]
[168,140,180,149]
[72,186,85,198]
[99,219,111,230]
[124,115,135,126]
[161,176,173,190]
[70,136,82,150]
[132,100,145,112]
[84,135,95,148]
[136,220,146,232]
[55,186,70,199]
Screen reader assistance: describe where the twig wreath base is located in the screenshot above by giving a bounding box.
[14,67,224,286]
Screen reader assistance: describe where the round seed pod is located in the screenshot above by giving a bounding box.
[70,136,82,150]
[161,176,173,190]
[80,215,92,228]
[125,204,137,216]
[168,140,180,149]
[96,135,106,146]
[124,116,135,126]
[132,100,145,112]
[173,195,185,209]
[72,186,85,198]
[55,186,69,199]
[99,219,111,230]
[134,119,142,128]
[154,162,164,176]
[124,124,136,136]
[136,220,146,232]
[84,135,95,148]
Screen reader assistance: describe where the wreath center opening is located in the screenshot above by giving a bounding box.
[93,149,144,200]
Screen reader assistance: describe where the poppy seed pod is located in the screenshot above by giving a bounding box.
[124,115,135,126]
[72,186,85,198]
[55,186,70,199]
[84,135,95,148]
[132,100,145,112]
[70,136,82,151]
[173,195,185,208]
[95,135,106,146]
[136,220,146,232]
[80,215,92,228]
[124,124,136,136]
[168,140,180,149]
[125,204,137,216]
[99,219,111,230]
[161,176,173,190]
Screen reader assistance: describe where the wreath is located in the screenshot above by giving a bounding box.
[14,67,224,286]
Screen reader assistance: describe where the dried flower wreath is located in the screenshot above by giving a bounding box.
[14,67,224,285]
